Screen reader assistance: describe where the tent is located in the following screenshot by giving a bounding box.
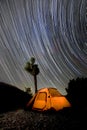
[26,87,71,111]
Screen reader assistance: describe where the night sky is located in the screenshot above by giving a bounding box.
[0,0,87,94]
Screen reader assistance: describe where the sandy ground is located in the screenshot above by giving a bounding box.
[0,108,86,130]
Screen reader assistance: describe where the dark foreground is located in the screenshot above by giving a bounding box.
[0,108,87,130]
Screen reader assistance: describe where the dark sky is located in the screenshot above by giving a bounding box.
[0,0,87,94]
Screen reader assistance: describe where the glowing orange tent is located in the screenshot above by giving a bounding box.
[26,87,71,111]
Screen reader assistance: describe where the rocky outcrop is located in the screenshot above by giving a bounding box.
[0,82,32,114]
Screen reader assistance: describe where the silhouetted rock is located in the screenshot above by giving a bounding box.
[0,82,32,114]
[66,77,87,109]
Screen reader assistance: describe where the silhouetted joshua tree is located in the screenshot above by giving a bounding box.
[66,77,87,109]
[24,87,33,96]
[25,57,40,93]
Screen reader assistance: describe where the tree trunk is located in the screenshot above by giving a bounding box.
[34,75,37,93]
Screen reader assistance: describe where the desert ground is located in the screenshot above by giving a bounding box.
[0,108,87,130]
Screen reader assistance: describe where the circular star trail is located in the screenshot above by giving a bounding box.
[0,0,87,94]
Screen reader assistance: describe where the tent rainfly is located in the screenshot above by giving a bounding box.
[26,87,71,111]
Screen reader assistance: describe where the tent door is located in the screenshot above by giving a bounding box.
[33,92,47,110]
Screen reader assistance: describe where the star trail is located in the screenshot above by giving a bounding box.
[0,0,87,94]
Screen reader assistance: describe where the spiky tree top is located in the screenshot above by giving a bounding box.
[25,57,39,76]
